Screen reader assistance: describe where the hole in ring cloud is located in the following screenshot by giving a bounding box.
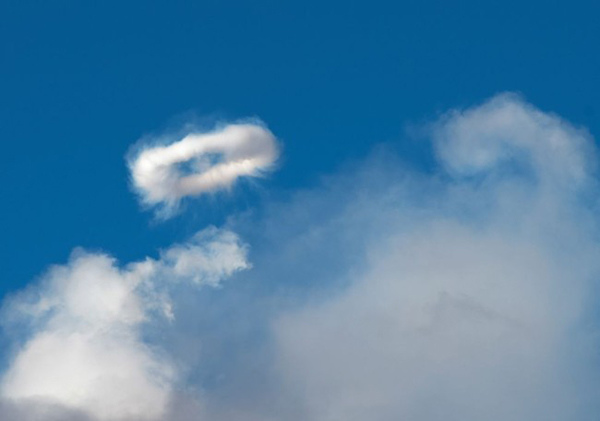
[128,122,279,214]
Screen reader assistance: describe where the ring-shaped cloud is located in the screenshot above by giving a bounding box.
[129,123,279,213]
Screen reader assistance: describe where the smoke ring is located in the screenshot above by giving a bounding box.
[129,123,279,209]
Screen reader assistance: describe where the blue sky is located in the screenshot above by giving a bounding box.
[2,0,599,294]
[1,1,600,420]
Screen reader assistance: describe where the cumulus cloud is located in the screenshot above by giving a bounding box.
[3,93,600,421]
[0,227,248,421]
[265,94,600,421]
[171,94,600,421]
[128,122,279,214]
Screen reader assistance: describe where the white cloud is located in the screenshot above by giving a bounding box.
[0,227,248,421]
[432,93,595,186]
[265,94,600,421]
[160,227,250,288]
[128,122,279,215]
[3,93,600,421]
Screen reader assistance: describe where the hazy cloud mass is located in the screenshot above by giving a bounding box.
[2,94,599,421]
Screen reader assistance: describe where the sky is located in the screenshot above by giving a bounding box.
[1,1,600,420]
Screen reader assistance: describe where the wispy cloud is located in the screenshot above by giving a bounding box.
[432,92,595,185]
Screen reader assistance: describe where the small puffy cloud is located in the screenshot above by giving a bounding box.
[160,227,250,287]
[0,227,248,421]
[128,122,279,215]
